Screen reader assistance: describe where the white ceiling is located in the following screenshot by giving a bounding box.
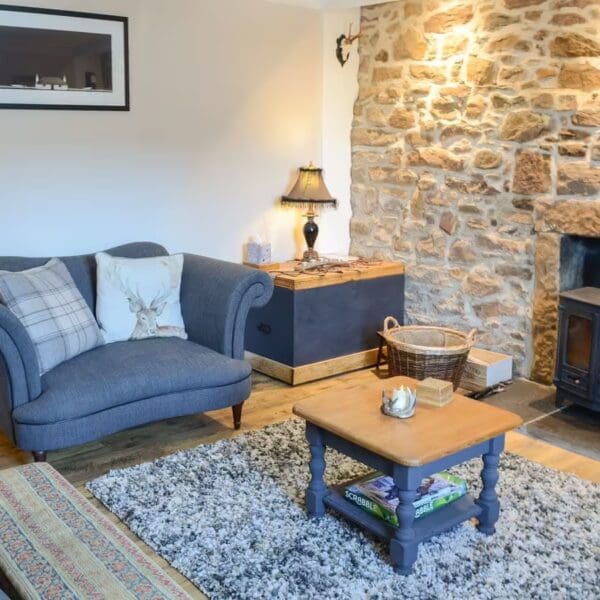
[320,0,383,6]
[329,0,384,6]
[268,0,383,9]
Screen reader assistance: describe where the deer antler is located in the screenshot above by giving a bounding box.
[108,263,145,312]
[148,258,180,310]
[346,22,361,44]
[149,284,171,311]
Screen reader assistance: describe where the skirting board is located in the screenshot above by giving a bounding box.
[245,348,380,386]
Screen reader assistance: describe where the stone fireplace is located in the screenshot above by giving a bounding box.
[349,0,600,383]
[560,235,600,291]
[533,202,600,382]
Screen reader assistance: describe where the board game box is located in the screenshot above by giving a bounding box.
[344,471,467,526]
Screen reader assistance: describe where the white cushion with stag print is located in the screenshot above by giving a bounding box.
[95,253,187,344]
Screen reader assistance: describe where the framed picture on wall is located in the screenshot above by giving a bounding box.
[0,4,129,110]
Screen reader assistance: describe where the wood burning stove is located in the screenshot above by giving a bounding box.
[554,287,600,412]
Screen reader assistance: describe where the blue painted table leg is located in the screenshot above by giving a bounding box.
[476,435,504,535]
[390,465,419,575]
[305,423,327,517]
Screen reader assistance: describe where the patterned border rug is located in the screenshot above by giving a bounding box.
[0,463,190,600]
[87,419,600,600]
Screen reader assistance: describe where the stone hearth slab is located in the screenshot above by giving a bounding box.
[525,404,600,462]
[483,378,558,424]
[481,378,600,461]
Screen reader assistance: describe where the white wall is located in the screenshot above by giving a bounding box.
[318,6,360,256]
[0,0,323,262]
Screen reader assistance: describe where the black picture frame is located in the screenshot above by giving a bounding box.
[0,4,129,110]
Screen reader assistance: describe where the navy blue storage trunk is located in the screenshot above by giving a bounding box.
[245,262,405,384]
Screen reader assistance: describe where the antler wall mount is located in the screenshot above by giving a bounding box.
[336,23,360,67]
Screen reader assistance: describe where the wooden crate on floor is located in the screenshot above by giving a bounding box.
[460,348,513,392]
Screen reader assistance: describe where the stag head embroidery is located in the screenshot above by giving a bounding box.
[109,261,182,340]
[125,286,171,339]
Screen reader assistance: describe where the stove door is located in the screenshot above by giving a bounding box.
[565,313,593,371]
[555,302,597,400]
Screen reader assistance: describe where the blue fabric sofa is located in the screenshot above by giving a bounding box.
[0,242,273,460]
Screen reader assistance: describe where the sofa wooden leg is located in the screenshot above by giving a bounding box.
[232,403,244,430]
[32,451,47,463]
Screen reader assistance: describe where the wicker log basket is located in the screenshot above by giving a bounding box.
[382,317,476,390]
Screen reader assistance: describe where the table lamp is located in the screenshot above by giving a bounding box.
[281,163,337,261]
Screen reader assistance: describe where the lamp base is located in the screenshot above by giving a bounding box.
[302,214,319,262]
[302,248,320,261]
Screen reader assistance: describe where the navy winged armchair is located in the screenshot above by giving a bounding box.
[0,242,273,461]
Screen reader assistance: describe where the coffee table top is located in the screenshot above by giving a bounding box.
[293,376,523,466]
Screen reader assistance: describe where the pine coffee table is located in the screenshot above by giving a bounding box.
[292,376,523,575]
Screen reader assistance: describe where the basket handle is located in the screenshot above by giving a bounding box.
[383,316,400,331]
[466,328,477,344]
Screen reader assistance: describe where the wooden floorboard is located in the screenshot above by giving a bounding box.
[0,368,598,598]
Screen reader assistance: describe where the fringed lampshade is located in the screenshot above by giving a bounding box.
[282,163,337,261]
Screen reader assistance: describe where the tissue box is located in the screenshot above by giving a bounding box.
[246,241,272,265]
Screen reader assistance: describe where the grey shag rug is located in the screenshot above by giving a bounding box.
[87,419,600,600]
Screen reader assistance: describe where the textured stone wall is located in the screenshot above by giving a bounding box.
[350,0,600,379]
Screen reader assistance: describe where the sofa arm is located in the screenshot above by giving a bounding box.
[0,306,41,441]
[180,254,274,359]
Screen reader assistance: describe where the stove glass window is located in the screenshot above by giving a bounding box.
[565,315,593,371]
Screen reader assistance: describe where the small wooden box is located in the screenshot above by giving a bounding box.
[416,378,454,407]
[460,348,513,392]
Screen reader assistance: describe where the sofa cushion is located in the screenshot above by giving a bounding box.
[95,252,187,343]
[0,259,104,375]
[13,338,251,425]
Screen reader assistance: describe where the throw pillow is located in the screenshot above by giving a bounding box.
[95,253,187,343]
[0,259,104,375]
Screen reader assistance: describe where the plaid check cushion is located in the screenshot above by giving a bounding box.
[0,259,103,375]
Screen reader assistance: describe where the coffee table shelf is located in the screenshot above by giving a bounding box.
[326,487,482,544]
